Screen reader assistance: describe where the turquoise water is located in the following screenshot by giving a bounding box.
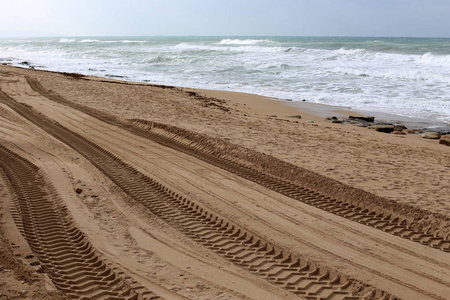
[1,36,449,125]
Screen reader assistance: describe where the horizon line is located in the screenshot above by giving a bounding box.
[1,34,450,39]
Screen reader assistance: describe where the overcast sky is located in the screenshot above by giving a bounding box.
[0,0,449,37]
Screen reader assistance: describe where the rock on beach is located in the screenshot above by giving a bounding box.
[422,132,441,139]
[403,128,423,134]
[439,135,450,146]
[349,116,375,122]
[369,125,395,133]
[393,125,407,132]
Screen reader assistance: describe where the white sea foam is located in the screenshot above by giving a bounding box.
[59,38,76,43]
[419,52,450,67]
[173,42,283,53]
[334,48,368,56]
[218,39,274,45]
[1,36,449,125]
[121,40,148,44]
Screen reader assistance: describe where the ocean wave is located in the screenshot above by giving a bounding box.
[313,47,417,65]
[324,48,450,72]
[283,47,308,53]
[218,39,274,45]
[419,52,450,67]
[59,38,76,43]
[331,66,450,84]
[334,48,368,55]
[79,39,146,44]
[121,40,148,44]
[3,36,449,125]
[173,42,284,53]
[146,54,177,63]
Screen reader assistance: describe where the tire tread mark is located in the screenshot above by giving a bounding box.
[24,76,449,252]
[0,146,160,299]
[132,119,450,253]
[0,81,399,299]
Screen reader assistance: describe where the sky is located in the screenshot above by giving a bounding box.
[0,0,449,37]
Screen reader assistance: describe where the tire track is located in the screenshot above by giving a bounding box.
[0,85,396,299]
[0,145,160,300]
[24,76,450,253]
[133,121,450,253]
[35,105,448,288]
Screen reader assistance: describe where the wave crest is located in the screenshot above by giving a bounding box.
[218,39,273,45]
[59,38,76,43]
[121,40,147,44]
[419,52,450,67]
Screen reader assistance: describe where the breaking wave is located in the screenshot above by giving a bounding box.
[419,52,450,67]
[59,38,76,43]
[218,39,275,45]
[2,36,450,124]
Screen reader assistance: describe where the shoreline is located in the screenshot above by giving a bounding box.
[189,87,450,133]
[3,64,450,151]
[3,64,450,132]
[2,64,450,171]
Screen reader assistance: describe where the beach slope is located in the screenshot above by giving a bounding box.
[0,65,449,299]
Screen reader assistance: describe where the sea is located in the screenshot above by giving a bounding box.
[1,36,449,128]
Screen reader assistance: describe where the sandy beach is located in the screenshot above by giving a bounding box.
[1,64,449,299]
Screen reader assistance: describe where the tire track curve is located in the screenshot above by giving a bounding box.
[0,86,396,299]
[0,144,160,300]
[24,76,450,253]
[130,121,450,254]
[32,103,450,290]
[21,98,450,292]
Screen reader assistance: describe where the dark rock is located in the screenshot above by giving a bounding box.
[75,188,83,194]
[349,116,375,122]
[439,135,450,146]
[331,120,343,123]
[19,61,31,65]
[289,115,302,119]
[326,116,338,121]
[393,125,407,132]
[422,132,441,139]
[370,125,395,133]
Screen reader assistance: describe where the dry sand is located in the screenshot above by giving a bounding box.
[0,65,449,300]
